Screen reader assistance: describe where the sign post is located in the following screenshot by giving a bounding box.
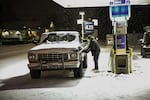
[79,12,85,40]
[77,12,98,40]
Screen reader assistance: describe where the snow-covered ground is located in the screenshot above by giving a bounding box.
[0,46,150,100]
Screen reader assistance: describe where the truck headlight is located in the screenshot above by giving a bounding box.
[69,52,78,60]
[28,53,37,60]
[70,53,77,58]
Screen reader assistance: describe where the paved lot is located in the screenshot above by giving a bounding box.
[0,44,150,100]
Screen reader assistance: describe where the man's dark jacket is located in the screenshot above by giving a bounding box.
[87,39,100,56]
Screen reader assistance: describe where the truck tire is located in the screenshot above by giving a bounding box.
[141,46,143,56]
[142,49,146,58]
[83,56,87,68]
[30,70,41,79]
[73,66,83,78]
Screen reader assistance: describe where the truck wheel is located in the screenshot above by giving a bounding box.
[141,46,143,55]
[83,56,87,68]
[73,67,83,78]
[30,70,41,79]
[143,54,146,58]
[142,50,146,58]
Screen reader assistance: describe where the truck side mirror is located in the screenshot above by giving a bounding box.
[32,40,38,45]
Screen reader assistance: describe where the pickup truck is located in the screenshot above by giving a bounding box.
[27,31,87,78]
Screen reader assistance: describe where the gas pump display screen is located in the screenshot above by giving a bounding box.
[117,35,126,49]
[111,5,129,17]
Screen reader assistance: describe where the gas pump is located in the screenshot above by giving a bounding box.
[109,0,132,74]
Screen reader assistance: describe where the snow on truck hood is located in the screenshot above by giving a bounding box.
[31,41,81,50]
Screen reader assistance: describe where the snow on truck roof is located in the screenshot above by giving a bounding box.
[39,31,80,43]
[42,31,79,35]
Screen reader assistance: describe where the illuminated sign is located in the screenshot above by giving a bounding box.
[114,0,125,4]
[109,0,131,20]
[111,5,129,17]
[116,34,126,49]
[84,21,94,34]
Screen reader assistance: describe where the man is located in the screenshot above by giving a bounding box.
[80,35,100,71]
[87,35,100,71]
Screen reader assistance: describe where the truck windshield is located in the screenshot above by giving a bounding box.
[47,33,76,42]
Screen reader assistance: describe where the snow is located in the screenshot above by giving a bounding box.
[0,54,29,80]
[1,47,150,100]
[31,31,81,50]
[31,41,81,50]
[39,31,79,44]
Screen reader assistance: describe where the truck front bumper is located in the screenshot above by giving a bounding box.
[28,61,80,70]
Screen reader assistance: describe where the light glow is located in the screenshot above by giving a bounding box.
[53,0,150,8]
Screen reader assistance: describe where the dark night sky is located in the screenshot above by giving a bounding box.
[0,0,61,28]
[0,0,150,34]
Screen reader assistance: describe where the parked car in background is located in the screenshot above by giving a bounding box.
[139,26,150,58]
[27,31,87,78]
[1,29,39,45]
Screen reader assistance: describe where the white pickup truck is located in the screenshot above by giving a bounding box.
[27,31,87,78]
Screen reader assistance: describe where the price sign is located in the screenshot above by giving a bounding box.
[84,21,94,34]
